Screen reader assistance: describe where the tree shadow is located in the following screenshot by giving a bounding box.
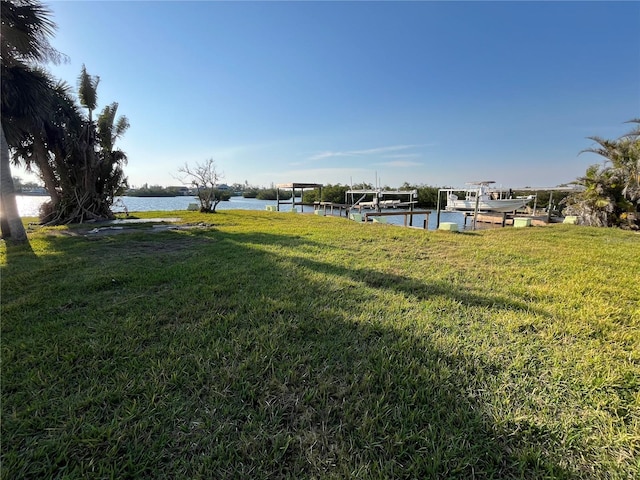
[0,238,39,267]
[2,228,579,478]
[225,230,550,318]
[183,230,572,478]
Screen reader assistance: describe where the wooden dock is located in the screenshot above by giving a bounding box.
[466,212,550,227]
[363,210,432,229]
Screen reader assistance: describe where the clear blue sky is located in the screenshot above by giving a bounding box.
[20,1,640,189]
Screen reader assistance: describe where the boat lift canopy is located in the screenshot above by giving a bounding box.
[275,182,323,212]
[345,189,418,212]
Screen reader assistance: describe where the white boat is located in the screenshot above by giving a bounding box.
[445,181,534,213]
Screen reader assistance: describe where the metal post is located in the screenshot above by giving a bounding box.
[436,190,442,229]
[532,193,537,217]
[409,192,414,226]
[473,191,480,231]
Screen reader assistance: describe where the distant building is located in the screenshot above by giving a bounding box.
[168,186,191,196]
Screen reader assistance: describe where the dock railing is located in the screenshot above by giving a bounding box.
[314,202,349,217]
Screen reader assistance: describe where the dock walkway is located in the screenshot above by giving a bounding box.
[363,210,432,229]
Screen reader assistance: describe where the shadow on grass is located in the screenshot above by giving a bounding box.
[225,230,549,317]
[1,228,578,478]
[1,238,39,266]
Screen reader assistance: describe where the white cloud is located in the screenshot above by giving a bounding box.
[374,160,423,167]
[382,153,421,159]
[306,151,357,162]
[349,144,421,155]
[306,144,425,162]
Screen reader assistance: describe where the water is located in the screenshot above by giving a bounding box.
[15,195,274,216]
[15,195,468,231]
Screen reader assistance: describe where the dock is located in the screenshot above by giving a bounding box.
[363,210,432,228]
[313,201,349,217]
[464,212,551,227]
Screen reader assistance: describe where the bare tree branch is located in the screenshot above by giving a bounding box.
[177,158,224,213]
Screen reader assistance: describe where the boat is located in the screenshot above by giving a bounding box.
[445,181,534,213]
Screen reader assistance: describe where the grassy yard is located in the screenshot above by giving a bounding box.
[2,211,639,479]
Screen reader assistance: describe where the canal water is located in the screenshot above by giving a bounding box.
[16,195,469,231]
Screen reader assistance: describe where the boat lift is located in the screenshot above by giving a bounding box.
[436,183,583,230]
[275,182,323,212]
[345,189,418,213]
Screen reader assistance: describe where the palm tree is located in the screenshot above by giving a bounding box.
[565,164,626,227]
[9,76,83,216]
[1,0,62,242]
[583,120,640,196]
[0,128,23,239]
[619,119,640,204]
[1,0,61,65]
[77,64,99,121]
[578,120,640,227]
[5,67,57,191]
[73,65,99,197]
[27,67,130,225]
[2,3,129,227]
[96,102,129,205]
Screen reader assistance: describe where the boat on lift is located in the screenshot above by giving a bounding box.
[445,181,534,213]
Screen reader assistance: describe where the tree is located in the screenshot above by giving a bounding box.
[616,119,640,206]
[567,120,640,228]
[564,164,627,227]
[177,159,224,213]
[0,129,23,239]
[582,121,640,206]
[303,183,346,204]
[48,78,131,223]
[1,0,62,242]
[8,72,79,212]
[96,102,130,202]
[2,2,129,227]
[8,66,130,224]
[398,183,439,208]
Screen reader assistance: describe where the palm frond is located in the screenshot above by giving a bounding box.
[622,118,640,139]
[114,115,130,141]
[97,103,117,149]
[0,0,64,66]
[1,63,56,144]
[77,64,99,114]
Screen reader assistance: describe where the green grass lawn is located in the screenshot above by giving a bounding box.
[2,211,639,479]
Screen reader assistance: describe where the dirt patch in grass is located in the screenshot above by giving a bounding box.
[85,232,217,259]
[29,223,216,240]
[118,237,212,255]
[83,223,216,237]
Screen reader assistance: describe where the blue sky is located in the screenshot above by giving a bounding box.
[20,1,640,189]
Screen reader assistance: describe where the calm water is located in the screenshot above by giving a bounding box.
[16,195,467,230]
